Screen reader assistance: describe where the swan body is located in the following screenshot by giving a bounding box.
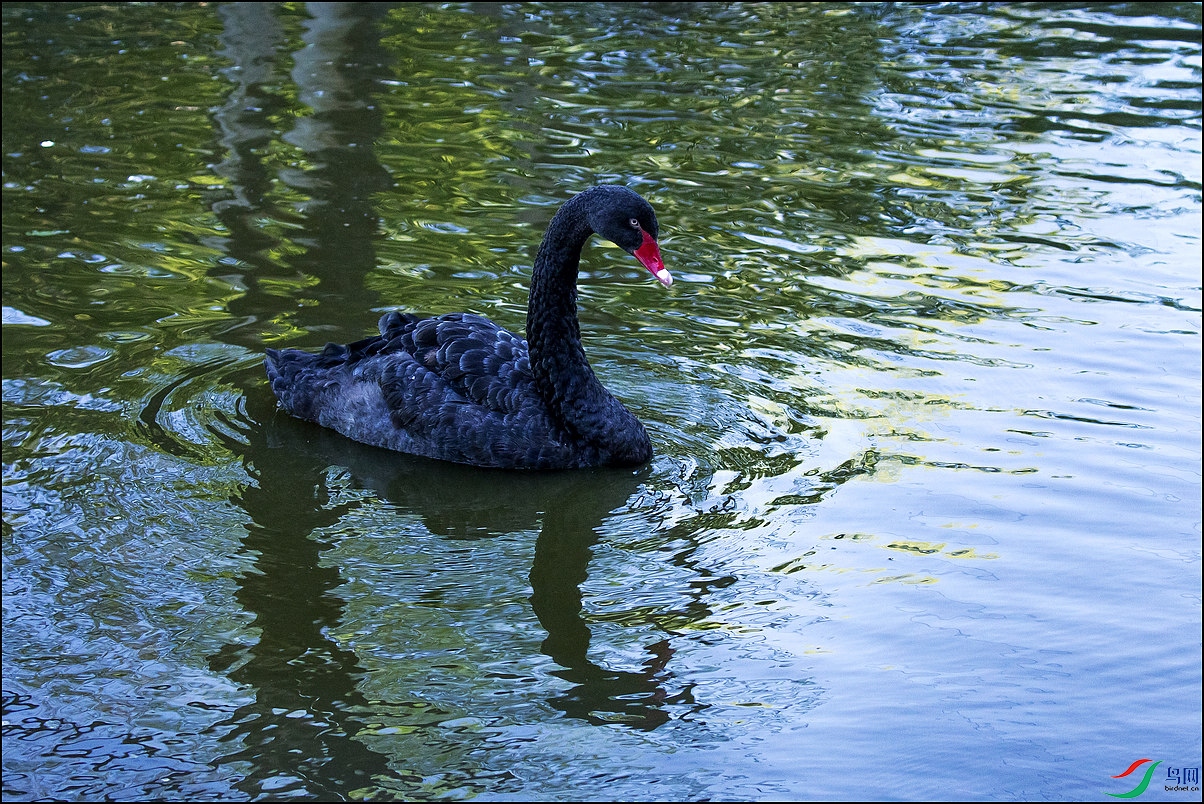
[265,185,670,470]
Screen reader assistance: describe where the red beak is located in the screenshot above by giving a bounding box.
[634,230,672,288]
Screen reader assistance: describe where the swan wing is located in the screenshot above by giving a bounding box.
[369,311,536,415]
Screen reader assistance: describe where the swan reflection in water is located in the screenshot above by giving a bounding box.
[206,382,692,801]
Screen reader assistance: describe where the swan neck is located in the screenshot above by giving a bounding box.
[526,198,607,414]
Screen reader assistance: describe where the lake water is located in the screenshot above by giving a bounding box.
[2,2,1200,801]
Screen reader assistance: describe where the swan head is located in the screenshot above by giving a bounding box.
[584,185,672,288]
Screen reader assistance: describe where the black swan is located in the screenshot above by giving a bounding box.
[264,185,672,470]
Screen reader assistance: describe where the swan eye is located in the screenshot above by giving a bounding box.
[629,217,641,229]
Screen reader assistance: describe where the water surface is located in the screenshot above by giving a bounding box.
[3,2,1201,801]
